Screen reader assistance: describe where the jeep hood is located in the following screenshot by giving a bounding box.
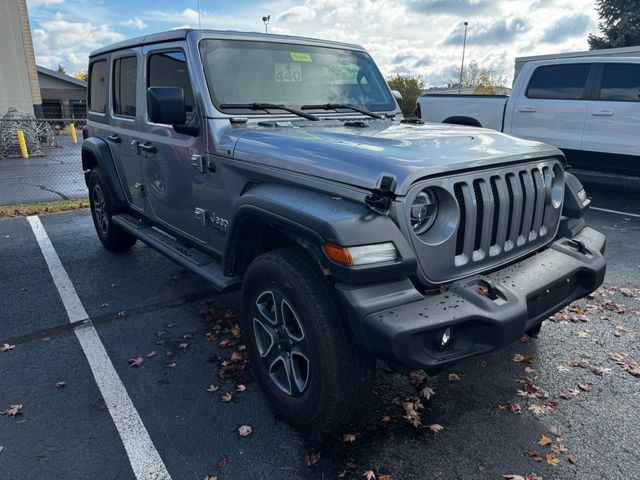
[228,121,561,195]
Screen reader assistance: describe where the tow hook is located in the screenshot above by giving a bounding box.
[568,239,590,255]
[365,175,396,213]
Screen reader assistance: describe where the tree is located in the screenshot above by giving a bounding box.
[449,61,508,90]
[588,0,640,49]
[474,74,502,95]
[387,74,425,116]
[73,71,88,82]
[57,64,66,74]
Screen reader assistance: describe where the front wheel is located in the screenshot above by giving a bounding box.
[88,168,136,252]
[241,247,375,439]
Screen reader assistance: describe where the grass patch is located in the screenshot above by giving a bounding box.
[0,198,89,218]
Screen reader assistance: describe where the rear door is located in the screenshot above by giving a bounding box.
[108,50,145,211]
[140,44,208,243]
[510,63,593,150]
[581,62,640,175]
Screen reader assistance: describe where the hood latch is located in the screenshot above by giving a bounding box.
[365,175,396,214]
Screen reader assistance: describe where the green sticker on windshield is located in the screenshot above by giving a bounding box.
[290,52,312,62]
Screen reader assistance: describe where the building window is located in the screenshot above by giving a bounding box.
[113,56,138,117]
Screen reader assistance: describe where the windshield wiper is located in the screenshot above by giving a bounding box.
[219,103,319,121]
[301,103,383,119]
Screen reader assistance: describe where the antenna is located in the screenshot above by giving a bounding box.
[197,0,202,30]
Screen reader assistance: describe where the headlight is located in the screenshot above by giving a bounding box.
[411,189,438,234]
[322,242,397,266]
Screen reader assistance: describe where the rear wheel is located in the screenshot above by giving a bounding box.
[241,247,375,439]
[88,168,136,252]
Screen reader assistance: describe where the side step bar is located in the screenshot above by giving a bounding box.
[112,214,241,293]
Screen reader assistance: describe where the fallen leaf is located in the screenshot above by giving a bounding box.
[528,450,543,462]
[524,366,536,375]
[0,446,3,454]
[591,366,612,376]
[167,362,177,368]
[419,386,435,400]
[428,423,444,433]
[528,404,549,416]
[236,384,246,392]
[502,476,526,480]
[578,383,593,392]
[55,381,66,388]
[145,351,157,358]
[408,371,427,385]
[237,425,252,437]
[219,339,235,348]
[363,470,376,480]
[565,454,577,464]
[304,451,321,467]
[217,456,229,467]
[559,390,575,400]
[510,403,521,415]
[609,352,626,362]
[1,404,23,417]
[548,426,561,436]
[546,452,560,466]
[512,354,535,363]
[378,475,393,480]
[221,393,233,402]
[178,343,189,349]
[448,373,461,382]
[206,384,219,392]
[230,324,242,337]
[577,330,591,338]
[498,404,509,411]
[129,357,144,367]
[381,415,391,423]
[0,343,15,352]
[538,435,552,446]
[477,284,490,296]
[343,433,357,443]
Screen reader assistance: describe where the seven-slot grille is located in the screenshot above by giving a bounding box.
[453,163,557,267]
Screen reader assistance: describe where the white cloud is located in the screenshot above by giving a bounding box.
[27,0,64,7]
[121,17,148,30]
[32,13,124,73]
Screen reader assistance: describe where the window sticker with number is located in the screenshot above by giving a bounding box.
[275,62,302,83]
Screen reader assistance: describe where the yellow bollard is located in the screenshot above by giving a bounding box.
[70,123,78,144]
[17,130,28,159]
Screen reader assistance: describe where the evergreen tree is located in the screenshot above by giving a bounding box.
[588,0,640,49]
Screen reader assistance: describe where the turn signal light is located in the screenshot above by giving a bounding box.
[322,242,397,266]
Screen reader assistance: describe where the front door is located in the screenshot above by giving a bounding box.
[581,63,640,175]
[509,63,592,151]
[140,45,208,243]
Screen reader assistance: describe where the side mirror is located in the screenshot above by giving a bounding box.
[147,86,186,125]
[391,90,403,109]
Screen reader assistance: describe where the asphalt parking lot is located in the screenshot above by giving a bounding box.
[1,181,639,480]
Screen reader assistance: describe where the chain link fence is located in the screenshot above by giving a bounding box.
[0,109,86,206]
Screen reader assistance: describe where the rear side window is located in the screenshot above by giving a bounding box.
[526,64,591,100]
[148,50,195,117]
[113,56,137,117]
[599,63,640,102]
[89,60,107,113]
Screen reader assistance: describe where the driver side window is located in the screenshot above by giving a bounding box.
[147,50,196,121]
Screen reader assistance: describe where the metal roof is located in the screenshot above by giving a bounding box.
[90,29,366,57]
[36,65,87,87]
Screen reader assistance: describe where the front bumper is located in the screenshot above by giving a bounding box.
[337,227,606,371]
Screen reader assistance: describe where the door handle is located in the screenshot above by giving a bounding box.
[138,142,157,153]
[592,110,614,116]
[518,107,536,113]
[107,134,121,143]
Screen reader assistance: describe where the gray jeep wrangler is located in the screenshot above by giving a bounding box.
[82,29,606,437]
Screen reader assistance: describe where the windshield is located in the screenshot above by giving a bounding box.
[199,39,396,114]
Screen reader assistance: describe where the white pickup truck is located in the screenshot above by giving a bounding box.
[416,57,640,176]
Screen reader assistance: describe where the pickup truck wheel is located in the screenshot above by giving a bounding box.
[88,168,136,252]
[241,247,375,439]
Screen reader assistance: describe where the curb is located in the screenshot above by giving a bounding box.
[570,169,640,192]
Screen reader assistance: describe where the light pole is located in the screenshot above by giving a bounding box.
[262,15,270,34]
[458,21,468,95]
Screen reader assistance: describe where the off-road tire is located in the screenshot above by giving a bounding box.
[241,247,375,440]
[88,168,136,252]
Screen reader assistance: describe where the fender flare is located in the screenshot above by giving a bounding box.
[223,183,417,284]
[81,137,128,207]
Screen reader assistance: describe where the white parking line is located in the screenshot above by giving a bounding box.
[27,215,171,480]
[590,206,640,219]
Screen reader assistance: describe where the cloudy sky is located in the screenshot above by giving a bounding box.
[26,0,600,86]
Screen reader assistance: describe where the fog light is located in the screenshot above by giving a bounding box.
[440,327,453,348]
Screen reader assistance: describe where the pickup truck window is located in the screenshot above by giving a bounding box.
[599,63,640,102]
[526,64,591,100]
[113,56,137,117]
[199,39,395,114]
[89,60,108,114]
